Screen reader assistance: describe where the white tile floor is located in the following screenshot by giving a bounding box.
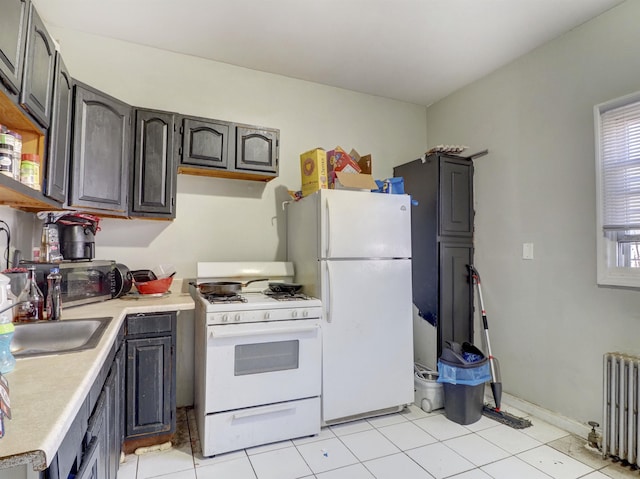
[117,406,638,479]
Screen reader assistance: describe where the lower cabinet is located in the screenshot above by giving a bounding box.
[125,312,177,441]
[48,323,125,479]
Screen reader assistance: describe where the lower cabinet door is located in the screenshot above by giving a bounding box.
[202,397,320,457]
[126,336,173,437]
[75,436,100,479]
[438,241,474,356]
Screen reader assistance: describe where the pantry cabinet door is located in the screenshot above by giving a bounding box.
[0,0,29,95]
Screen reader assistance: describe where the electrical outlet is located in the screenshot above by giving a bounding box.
[522,243,534,260]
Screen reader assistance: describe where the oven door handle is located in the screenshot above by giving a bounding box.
[209,323,319,339]
[232,402,297,420]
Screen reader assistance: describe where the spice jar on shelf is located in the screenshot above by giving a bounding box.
[20,153,40,190]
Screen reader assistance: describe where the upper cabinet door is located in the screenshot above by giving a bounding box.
[45,52,72,204]
[180,117,229,169]
[439,157,473,237]
[0,0,29,95]
[20,4,55,128]
[69,84,131,214]
[131,109,175,217]
[235,125,278,174]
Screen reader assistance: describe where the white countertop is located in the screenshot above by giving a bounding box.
[0,282,194,471]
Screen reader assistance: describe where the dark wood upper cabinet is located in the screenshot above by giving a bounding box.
[235,125,278,174]
[69,83,131,214]
[0,0,29,96]
[44,52,72,203]
[179,117,229,169]
[131,109,176,217]
[20,4,55,128]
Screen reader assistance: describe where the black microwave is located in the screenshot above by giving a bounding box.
[20,260,115,308]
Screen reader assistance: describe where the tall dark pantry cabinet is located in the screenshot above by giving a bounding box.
[394,153,474,357]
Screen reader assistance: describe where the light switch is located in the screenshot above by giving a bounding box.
[522,243,534,260]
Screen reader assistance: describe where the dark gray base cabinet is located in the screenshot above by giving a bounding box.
[68,83,132,215]
[48,324,125,479]
[125,312,177,440]
[394,153,475,357]
[130,109,176,218]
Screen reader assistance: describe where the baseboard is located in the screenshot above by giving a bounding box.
[495,391,591,439]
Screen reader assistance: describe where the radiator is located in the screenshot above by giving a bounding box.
[603,352,640,466]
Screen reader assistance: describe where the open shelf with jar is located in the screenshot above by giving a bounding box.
[0,88,60,212]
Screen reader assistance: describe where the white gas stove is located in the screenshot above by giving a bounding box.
[192,262,322,457]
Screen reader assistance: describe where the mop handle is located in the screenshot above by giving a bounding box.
[469,266,498,377]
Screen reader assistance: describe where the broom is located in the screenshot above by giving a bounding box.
[468,265,532,429]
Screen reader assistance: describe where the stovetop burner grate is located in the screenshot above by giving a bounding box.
[263,290,314,301]
[204,293,247,304]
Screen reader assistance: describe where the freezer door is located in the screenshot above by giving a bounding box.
[320,190,411,259]
[320,259,414,423]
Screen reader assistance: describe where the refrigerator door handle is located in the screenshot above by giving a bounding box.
[325,261,332,323]
[325,197,332,258]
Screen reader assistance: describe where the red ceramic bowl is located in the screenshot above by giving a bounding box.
[135,276,173,294]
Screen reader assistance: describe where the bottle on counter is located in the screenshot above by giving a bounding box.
[0,274,16,374]
[40,213,62,263]
[18,266,44,322]
[45,267,62,321]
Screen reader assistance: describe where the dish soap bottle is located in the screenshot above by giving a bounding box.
[0,274,16,374]
[45,267,62,321]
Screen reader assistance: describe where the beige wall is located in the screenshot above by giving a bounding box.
[424,0,640,425]
[38,27,427,278]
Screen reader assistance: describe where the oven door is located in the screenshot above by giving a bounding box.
[205,319,321,413]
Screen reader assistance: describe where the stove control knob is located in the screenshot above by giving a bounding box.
[292,310,298,318]
[221,314,229,322]
[302,310,309,317]
[264,312,271,320]
[234,314,241,322]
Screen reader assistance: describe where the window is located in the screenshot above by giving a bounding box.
[595,91,640,287]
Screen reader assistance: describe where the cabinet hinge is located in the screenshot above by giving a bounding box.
[178,147,182,157]
[179,126,184,135]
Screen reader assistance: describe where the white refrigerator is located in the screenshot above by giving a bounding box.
[286,189,414,424]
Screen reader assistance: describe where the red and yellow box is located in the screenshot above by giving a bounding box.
[300,148,328,197]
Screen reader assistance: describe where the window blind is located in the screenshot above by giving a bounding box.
[601,99,640,231]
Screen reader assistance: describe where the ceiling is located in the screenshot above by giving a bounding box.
[32,0,624,107]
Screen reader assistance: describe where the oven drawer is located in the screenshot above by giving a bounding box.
[205,319,321,413]
[202,397,320,456]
